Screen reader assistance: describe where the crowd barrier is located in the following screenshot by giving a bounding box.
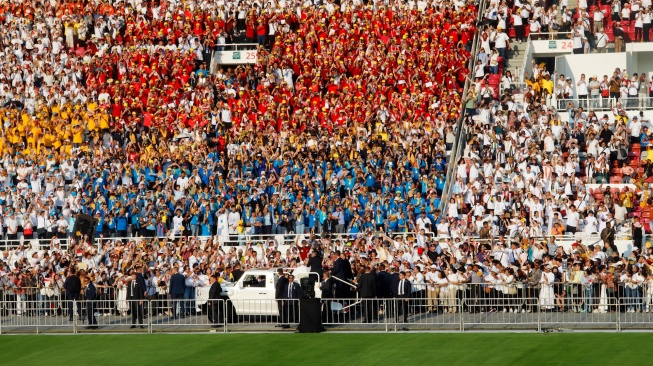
[555,96,617,111]
[2,290,652,333]
[0,229,639,252]
[0,231,432,251]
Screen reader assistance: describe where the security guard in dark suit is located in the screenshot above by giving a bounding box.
[396,271,412,323]
[207,274,223,327]
[358,266,377,323]
[84,276,98,329]
[127,269,146,328]
[275,269,289,326]
[282,274,299,328]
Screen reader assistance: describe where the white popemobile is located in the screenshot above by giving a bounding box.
[195,268,320,316]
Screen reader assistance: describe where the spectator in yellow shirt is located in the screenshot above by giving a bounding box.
[540,74,554,96]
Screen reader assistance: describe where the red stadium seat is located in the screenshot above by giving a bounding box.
[628,28,636,42]
[600,5,612,16]
[488,74,501,84]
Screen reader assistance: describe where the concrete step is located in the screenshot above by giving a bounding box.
[506,41,527,78]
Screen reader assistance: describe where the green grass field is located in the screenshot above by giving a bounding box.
[0,333,646,365]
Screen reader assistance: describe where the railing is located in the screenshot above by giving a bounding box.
[520,38,532,82]
[499,81,528,98]
[225,299,299,331]
[0,231,433,251]
[217,43,259,51]
[551,94,653,113]
[528,32,573,41]
[1,275,651,333]
[618,97,653,110]
[0,231,638,254]
[3,294,647,333]
[439,0,487,216]
[554,96,616,111]
[430,232,632,246]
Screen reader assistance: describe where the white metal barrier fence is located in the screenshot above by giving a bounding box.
[2,296,652,333]
[0,231,431,251]
[463,297,541,332]
[225,299,299,332]
[539,297,619,331]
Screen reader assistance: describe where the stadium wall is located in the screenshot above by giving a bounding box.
[554,53,628,83]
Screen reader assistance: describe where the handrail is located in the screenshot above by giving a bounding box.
[520,38,532,82]
[331,275,358,291]
[0,231,433,251]
[498,81,528,98]
[528,31,573,41]
[217,43,260,50]
[439,0,488,215]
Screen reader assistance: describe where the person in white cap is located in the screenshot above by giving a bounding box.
[425,265,439,313]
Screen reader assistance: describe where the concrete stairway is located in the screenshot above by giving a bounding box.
[506,40,527,79]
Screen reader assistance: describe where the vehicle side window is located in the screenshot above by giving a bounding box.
[244,274,267,288]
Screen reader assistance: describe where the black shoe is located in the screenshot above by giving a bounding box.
[140,326,146,329]
[69,318,73,321]
[130,325,136,329]
[85,326,93,330]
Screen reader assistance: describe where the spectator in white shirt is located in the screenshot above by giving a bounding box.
[493,27,510,61]
[595,28,608,53]
[416,212,433,232]
[576,74,589,109]
[629,115,642,144]
[566,206,580,233]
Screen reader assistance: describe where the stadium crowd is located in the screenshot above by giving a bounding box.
[1,0,653,321]
[0,0,477,315]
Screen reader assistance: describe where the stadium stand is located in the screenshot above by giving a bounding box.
[1,0,653,326]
